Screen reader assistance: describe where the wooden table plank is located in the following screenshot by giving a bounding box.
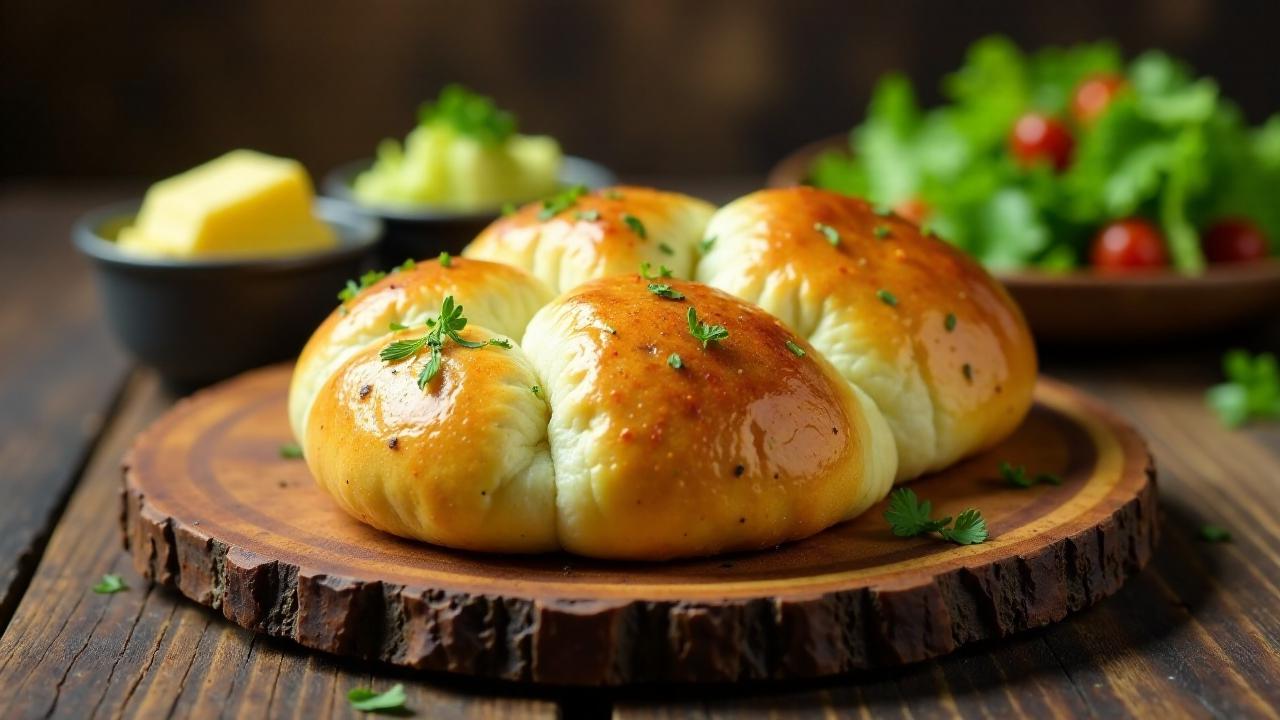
[0,183,132,627]
[0,370,560,720]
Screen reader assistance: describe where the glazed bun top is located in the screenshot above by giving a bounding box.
[697,187,1037,480]
[462,185,715,293]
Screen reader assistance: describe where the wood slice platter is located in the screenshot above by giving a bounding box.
[122,364,1157,686]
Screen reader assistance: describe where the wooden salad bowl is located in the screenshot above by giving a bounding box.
[122,364,1157,686]
[769,135,1280,344]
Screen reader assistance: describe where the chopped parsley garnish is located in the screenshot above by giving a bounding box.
[874,225,891,239]
[658,242,674,255]
[379,296,503,390]
[575,209,600,222]
[347,683,408,713]
[337,270,387,303]
[668,353,683,369]
[640,262,674,280]
[647,283,685,300]
[418,84,514,146]
[622,213,647,239]
[92,573,128,594]
[687,306,728,348]
[884,488,988,545]
[279,442,304,460]
[397,258,416,272]
[531,385,542,396]
[438,251,452,267]
[814,222,840,246]
[538,184,587,220]
[963,363,973,382]
[488,337,513,349]
[1206,349,1280,427]
[699,236,716,254]
[876,289,898,306]
[389,321,409,331]
[1199,524,1232,543]
[945,313,957,332]
[1000,462,1061,488]
[785,340,806,357]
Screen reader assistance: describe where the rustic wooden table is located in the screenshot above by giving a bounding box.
[1,180,1278,719]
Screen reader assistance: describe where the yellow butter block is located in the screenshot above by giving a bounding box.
[119,150,336,258]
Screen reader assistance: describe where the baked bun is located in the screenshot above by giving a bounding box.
[288,257,553,442]
[462,185,715,293]
[292,274,896,559]
[697,187,1037,480]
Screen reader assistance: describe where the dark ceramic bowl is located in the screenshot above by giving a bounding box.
[73,199,382,389]
[770,135,1280,344]
[323,155,616,266]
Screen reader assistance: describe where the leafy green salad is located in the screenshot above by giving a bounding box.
[811,37,1280,273]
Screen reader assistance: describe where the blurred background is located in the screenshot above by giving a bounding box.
[5,0,1279,181]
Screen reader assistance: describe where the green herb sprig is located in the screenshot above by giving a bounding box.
[93,573,128,594]
[418,84,515,146]
[337,270,387,304]
[647,283,684,300]
[884,488,988,545]
[379,296,506,389]
[687,307,728,348]
[347,683,408,714]
[279,443,304,460]
[1000,461,1062,488]
[622,213,647,239]
[539,184,587,220]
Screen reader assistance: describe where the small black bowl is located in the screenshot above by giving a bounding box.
[73,198,382,389]
[323,155,616,266]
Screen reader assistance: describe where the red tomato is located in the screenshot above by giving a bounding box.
[1071,73,1127,125]
[893,196,931,225]
[1009,113,1074,171]
[1202,218,1270,263]
[1090,218,1169,271]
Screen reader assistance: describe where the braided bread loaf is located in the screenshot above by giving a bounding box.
[288,186,1034,559]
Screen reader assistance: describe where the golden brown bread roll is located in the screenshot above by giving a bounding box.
[293,274,896,559]
[697,187,1037,480]
[462,185,715,293]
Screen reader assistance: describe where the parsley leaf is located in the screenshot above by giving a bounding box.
[279,443,304,460]
[1199,524,1232,542]
[539,184,587,220]
[1207,349,1280,427]
[397,258,416,272]
[337,270,387,303]
[699,236,716,254]
[945,312,957,332]
[658,242,674,255]
[1000,461,1032,487]
[687,307,729,348]
[877,289,898,306]
[93,573,128,594]
[379,336,430,362]
[379,296,501,390]
[348,683,408,713]
[884,488,989,545]
[814,222,840,245]
[488,338,512,349]
[622,213,647,239]
[785,340,806,357]
[640,262,674,280]
[647,283,685,300]
[438,251,452,267]
[884,488,952,537]
[939,508,989,545]
[531,385,542,396]
[668,353,683,369]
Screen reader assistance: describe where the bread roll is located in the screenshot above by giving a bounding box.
[697,187,1037,480]
[292,273,896,560]
[462,186,714,293]
[288,257,553,442]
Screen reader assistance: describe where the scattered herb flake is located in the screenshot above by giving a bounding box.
[397,258,416,272]
[874,225,891,239]
[531,385,542,396]
[945,313,957,332]
[279,443,304,460]
[699,236,716,254]
[93,573,128,594]
[622,213,647,239]
[658,242,674,255]
[488,338,513,349]
[668,353,683,369]
[347,683,408,713]
[647,283,685,300]
[785,340,806,357]
[337,270,387,303]
[438,251,452,267]
[640,262,674,280]
[538,184,587,220]
[687,306,729,348]
[814,222,840,246]
[877,289,898,307]
[1199,524,1232,543]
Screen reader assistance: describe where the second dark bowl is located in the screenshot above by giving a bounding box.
[324,155,617,266]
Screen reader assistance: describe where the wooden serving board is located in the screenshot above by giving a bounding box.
[122,364,1157,686]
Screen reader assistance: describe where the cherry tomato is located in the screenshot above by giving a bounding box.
[1009,113,1074,171]
[1090,218,1169,271]
[892,196,931,225]
[1071,73,1127,125]
[1202,218,1270,263]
